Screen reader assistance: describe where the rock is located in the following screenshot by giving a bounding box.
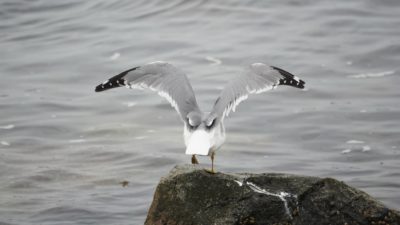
[145,164,400,225]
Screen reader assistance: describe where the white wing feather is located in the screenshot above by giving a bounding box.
[95,61,200,120]
[211,63,305,121]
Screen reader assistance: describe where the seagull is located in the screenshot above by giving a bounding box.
[95,61,305,173]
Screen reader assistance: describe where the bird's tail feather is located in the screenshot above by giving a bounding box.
[185,130,211,156]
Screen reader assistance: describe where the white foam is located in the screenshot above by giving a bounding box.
[110,52,120,61]
[342,149,352,154]
[0,124,14,129]
[123,102,137,107]
[69,139,86,143]
[346,140,364,144]
[148,61,167,65]
[348,70,395,79]
[205,56,222,65]
[362,145,371,152]
[1,141,10,146]
[135,136,146,140]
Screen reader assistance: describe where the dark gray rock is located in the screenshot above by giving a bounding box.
[145,164,400,225]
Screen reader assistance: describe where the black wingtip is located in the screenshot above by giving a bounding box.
[271,66,306,89]
[95,84,106,92]
[298,80,306,89]
[94,77,125,92]
[94,67,139,93]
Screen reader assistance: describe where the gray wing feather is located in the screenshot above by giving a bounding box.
[95,61,200,120]
[210,63,305,121]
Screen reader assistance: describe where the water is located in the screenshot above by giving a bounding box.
[1,0,399,224]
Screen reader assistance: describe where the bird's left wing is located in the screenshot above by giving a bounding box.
[95,61,200,121]
[210,63,305,122]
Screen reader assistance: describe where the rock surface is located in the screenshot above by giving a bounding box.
[145,165,400,225]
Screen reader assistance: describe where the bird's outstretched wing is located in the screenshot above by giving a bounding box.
[95,61,200,121]
[210,63,305,122]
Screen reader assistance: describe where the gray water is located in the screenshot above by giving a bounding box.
[1,0,400,224]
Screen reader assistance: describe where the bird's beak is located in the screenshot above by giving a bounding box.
[185,130,211,156]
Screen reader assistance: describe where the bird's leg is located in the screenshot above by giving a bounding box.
[191,155,199,164]
[205,152,216,174]
[211,151,215,173]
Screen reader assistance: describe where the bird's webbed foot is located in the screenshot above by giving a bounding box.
[204,168,216,174]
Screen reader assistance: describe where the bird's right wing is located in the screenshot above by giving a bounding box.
[210,63,305,122]
[95,61,200,121]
